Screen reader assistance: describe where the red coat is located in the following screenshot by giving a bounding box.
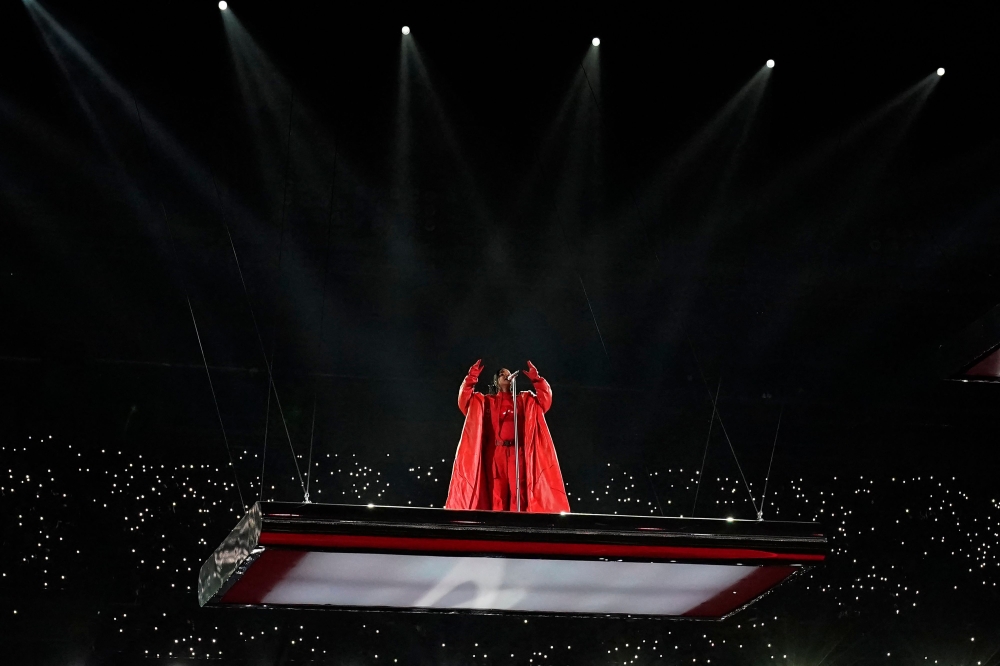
[445,372,570,513]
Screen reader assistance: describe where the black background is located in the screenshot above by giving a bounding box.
[2,1,1000,664]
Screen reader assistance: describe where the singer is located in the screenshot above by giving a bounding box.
[445,360,570,513]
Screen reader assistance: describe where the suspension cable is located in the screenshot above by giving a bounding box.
[259,381,271,502]
[758,405,783,520]
[529,65,611,367]
[712,400,759,516]
[535,164,610,365]
[578,275,610,362]
[688,341,759,516]
[207,154,274,504]
[305,130,339,503]
[579,60,659,264]
[130,93,246,513]
[305,392,317,503]
[207,100,302,503]
[262,81,307,499]
[692,378,720,516]
[186,297,246,513]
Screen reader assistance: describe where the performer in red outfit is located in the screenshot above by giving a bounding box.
[445,360,570,513]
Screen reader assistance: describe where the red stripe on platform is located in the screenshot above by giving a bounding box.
[256,532,825,562]
[220,549,306,605]
[683,565,796,617]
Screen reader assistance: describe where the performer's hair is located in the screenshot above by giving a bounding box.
[489,368,505,395]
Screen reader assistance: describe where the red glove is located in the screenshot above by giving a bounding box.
[466,359,483,383]
[524,360,541,382]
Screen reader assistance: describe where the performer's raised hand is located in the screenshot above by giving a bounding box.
[524,360,541,382]
[458,359,484,415]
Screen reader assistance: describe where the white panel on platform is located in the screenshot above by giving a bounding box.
[261,551,756,615]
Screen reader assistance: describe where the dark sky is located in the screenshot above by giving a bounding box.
[2,1,1000,664]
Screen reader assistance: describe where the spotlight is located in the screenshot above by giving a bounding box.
[401,25,410,35]
[218,0,227,9]
[937,67,945,76]
[592,37,600,46]
[766,59,775,68]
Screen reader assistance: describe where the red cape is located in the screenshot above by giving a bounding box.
[445,374,570,513]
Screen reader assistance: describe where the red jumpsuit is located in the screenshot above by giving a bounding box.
[485,391,528,511]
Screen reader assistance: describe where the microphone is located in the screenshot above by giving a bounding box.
[507,370,520,380]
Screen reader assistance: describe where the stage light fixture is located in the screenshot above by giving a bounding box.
[592,37,600,46]
[402,26,410,35]
[766,59,775,68]
[218,1,227,9]
[937,67,945,76]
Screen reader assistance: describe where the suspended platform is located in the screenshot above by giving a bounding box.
[198,502,826,619]
[938,300,1000,382]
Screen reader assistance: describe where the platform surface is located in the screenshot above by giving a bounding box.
[198,502,826,618]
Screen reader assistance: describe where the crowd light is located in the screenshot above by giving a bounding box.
[592,37,601,46]
[937,67,945,76]
[766,59,775,68]
[218,1,227,9]
[402,26,410,35]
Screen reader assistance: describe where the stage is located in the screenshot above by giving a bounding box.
[198,502,826,619]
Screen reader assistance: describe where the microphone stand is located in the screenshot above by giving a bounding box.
[510,371,520,512]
